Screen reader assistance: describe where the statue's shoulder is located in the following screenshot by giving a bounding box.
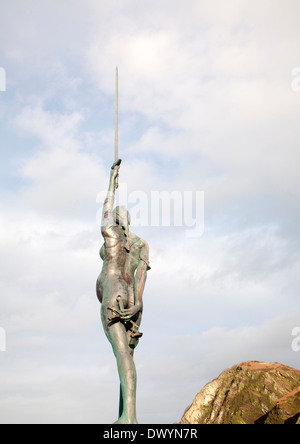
[140,238,149,251]
[131,236,150,269]
[129,233,148,250]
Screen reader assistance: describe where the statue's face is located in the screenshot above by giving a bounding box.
[114,206,130,228]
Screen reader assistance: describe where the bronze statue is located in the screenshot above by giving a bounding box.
[96,159,150,424]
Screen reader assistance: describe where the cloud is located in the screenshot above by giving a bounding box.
[86,0,300,223]
[12,103,107,219]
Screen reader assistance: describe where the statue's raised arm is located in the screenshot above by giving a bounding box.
[101,159,121,231]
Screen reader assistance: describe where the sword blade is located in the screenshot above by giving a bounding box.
[114,66,118,162]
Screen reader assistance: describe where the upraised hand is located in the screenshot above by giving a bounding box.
[110,158,122,189]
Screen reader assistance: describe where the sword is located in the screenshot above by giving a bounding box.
[114,66,119,189]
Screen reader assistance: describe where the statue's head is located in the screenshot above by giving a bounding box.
[113,205,131,228]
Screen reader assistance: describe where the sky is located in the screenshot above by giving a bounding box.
[0,0,300,424]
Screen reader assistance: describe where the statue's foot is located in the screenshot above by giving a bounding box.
[113,415,138,424]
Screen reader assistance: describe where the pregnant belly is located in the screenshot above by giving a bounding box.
[97,270,128,309]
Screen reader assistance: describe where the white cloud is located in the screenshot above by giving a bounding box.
[85,0,300,214]
[13,103,108,219]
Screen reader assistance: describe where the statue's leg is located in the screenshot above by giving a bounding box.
[113,322,137,424]
[118,384,123,419]
[102,310,137,424]
[118,311,142,419]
